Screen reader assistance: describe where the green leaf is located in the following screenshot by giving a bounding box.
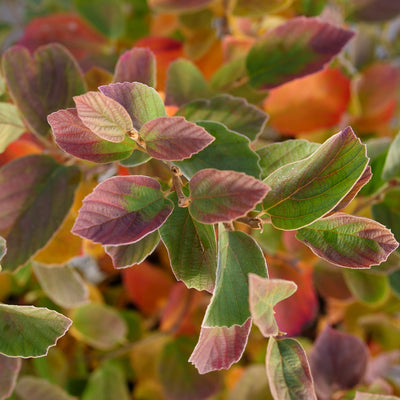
[0,304,71,358]
[203,228,268,327]
[389,269,400,298]
[175,121,261,179]
[262,127,368,230]
[0,102,25,152]
[249,274,297,337]
[0,354,21,400]
[296,213,398,269]
[266,337,317,400]
[382,131,400,180]
[160,192,217,292]
[232,0,293,16]
[0,155,81,271]
[119,150,151,167]
[176,94,268,142]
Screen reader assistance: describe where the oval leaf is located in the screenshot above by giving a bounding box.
[0,354,21,400]
[16,376,77,400]
[189,169,269,224]
[0,304,71,358]
[72,176,174,245]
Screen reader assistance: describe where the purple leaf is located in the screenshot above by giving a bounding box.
[48,108,135,163]
[189,318,252,374]
[113,47,156,87]
[0,354,21,400]
[140,116,215,161]
[72,176,174,245]
[189,169,270,224]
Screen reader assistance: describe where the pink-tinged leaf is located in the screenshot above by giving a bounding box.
[0,354,21,400]
[99,82,166,130]
[72,176,173,245]
[249,274,297,337]
[246,17,354,89]
[140,116,214,161]
[74,91,133,143]
[354,393,400,400]
[2,44,86,137]
[16,376,77,400]
[48,108,135,163]
[113,47,156,87]
[189,169,270,224]
[189,318,252,374]
[309,325,369,399]
[266,337,317,400]
[148,0,213,12]
[296,213,398,269]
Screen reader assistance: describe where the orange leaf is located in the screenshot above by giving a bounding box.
[194,39,224,80]
[0,138,42,166]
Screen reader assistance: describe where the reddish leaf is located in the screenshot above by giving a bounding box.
[189,318,252,374]
[189,169,270,224]
[113,47,156,87]
[140,116,214,161]
[72,176,173,245]
[309,326,369,399]
[0,354,21,400]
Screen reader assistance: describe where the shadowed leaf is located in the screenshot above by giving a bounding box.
[148,0,213,12]
[354,393,400,400]
[189,169,269,224]
[189,318,252,374]
[16,376,77,400]
[0,304,71,358]
[383,132,400,180]
[119,150,151,167]
[72,176,173,245]
[349,0,400,21]
[0,354,21,400]
[0,103,25,152]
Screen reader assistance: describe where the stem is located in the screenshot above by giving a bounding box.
[170,166,190,207]
[223,221,235,231]
[236,216,264,229]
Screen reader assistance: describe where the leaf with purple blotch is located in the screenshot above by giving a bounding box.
[113,47,156,87]
[74,91,134,142]
[296,213,398,269]
[72,176,173,245]
[2,44,86,137]
[48,108,135,163]
[139,116,214,161]
[189,169,269,224]
[0,354,21,400]
[16,376,77,400]
[266,337,317,400]
[246,17,354,89]
[189,318,252,374]
[248,274,297,337]
[0,155,81,271]
[309,325,369,399]
[105,230,160,269]
[99,82,166,130]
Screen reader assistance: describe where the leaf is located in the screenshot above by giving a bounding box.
[189,169,269,224]
[0,155,81,271]
[2,44,86,137]
[119,150,151,167]
[33,262,89,308]
[0,304,71,358]
[165,59,211,106]
[203,229,268,327]
[176,94,268,142]
[72,176,173,245]
[246,17,354,89]
[71,303,127,350]
[382,132,400,180]
[48,108,135,163]
[106,231,160,269]
[309,326,369,399]
[148,0,213,12]
[232,0,293,16]
[296,213,398,269]
[354,393,400,400]
[266,337,317,400]
[175,121,262,179]
[140,116,215,161]
[16,376,77,400]
[0,354,21,400]
[74,91,133,143]
[249,274,297,337]
[0,102,25,153]
[0,236,5,264]
[189,318,252,374]
[113,47,156,87]
[160,192,217,292]
[262,127,368,230]
[99,82,166,130]
[159,337,223,400]
[349,0,400,22]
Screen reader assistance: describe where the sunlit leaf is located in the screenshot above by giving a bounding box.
[266,337,317,400]
[382,132,400,180]
[246,17,354,89]
[0,354,21,400]
[0,155,81,271]
[72,176,173,245]
[189,169,269,224]
[0,304,71,358]
[189,318,252,374]
[148,0,213,12]
[140,116,214,161]
[2,44,86,137]
[232,0,293,16]
[0,102,25,153]
[249,274,297,337]
[262,127,368,230]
